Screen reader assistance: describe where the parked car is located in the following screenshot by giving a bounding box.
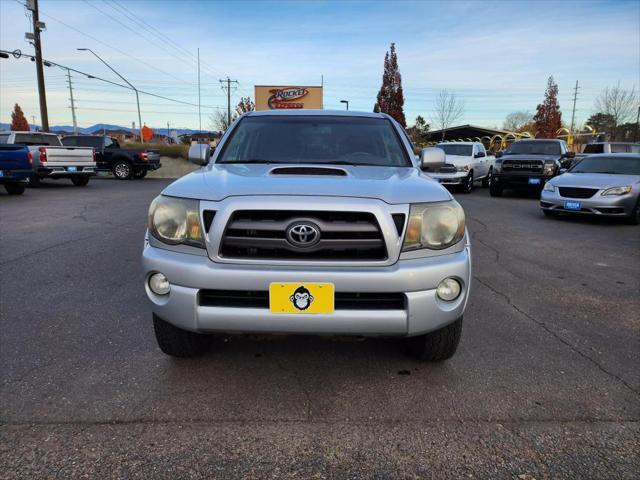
[61,135,161,180]
[490,139,574,197]
[0,144,34,195]
[573,142,640,164]
[540,153,640,224]
[0,131,95,186]
[427,142,495,193]
[143,110,471,361]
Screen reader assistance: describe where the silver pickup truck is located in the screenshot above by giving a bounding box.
[0,131,96,186]
[143,110,471,361]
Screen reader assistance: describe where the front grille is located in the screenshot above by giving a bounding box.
[199,290,406,310]
[502,160,543,172]
[558,187,598,199]
[437,163,457,174]
[219,210,387,261]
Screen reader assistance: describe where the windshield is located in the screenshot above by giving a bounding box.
[505,141,561,155]
[570,156,640,175]
[436,144,472,156]
[217,116,411,167]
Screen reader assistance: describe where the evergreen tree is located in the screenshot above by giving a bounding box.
[10,103,29,131]
[373,43,406,127]
[533,77,562,138]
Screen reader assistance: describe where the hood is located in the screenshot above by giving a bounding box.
[550,172,640,189]
[500,154,559,162]
[162,163,452,204]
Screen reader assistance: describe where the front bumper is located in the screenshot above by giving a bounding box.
[540,190,637,216]
[492,173,554,188]
[142,243,472,337]
[428,172,467,185]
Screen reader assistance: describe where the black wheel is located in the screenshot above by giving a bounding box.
[71,176,90,186]
[482,168,493,187]
[461,171,474,194]
[626,200,640,225]
[113,160,133,180]
[405,317,463,362]
[153,314,212,358]
[133,169,148,179]
[4,183,26,195]
[542,209,559,218]
[489,181,503,197]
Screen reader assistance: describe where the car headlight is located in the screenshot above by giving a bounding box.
[543,162,556,176]
[543,182,555,192]
[456,165,469,173]
[601,186,632,196]
[493,161,502,173]
[148,195,204,247]
[403,201,465,251]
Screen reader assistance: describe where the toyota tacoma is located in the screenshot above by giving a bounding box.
[143,111,471,361]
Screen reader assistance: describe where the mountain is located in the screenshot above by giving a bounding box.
[0,123,208,136]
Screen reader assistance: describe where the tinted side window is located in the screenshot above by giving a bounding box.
[583,144,603,154]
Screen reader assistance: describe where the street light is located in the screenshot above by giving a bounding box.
[77,48,143,142]
[340,100,349,111]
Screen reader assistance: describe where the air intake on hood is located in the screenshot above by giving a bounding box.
[270,167,347,176]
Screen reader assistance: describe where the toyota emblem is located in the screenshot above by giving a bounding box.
[286,221,320,248]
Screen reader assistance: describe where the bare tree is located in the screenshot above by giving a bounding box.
[210,110,232,132]
[594,82,638,139]
[431,90,464,140]
[503,111,533,132]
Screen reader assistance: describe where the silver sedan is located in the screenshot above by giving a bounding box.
[540,153,640,224]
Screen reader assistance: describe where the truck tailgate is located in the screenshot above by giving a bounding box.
[42,147,95,166]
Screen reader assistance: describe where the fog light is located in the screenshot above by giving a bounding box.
[149,273,170,295]
[436,278,461,301]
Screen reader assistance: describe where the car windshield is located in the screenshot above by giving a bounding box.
[570,156,640,175]
[436,144,472,156]
[505,141,561,155]
[217,115,411,167]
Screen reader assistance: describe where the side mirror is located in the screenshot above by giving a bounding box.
[188,143,211,166]
[495,151,503,158]
[420,147,445,171]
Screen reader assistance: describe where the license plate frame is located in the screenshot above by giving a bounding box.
[269,283,335,314]
[564,200,582,210]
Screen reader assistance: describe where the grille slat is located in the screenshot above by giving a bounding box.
[199,290,405,310]
[558,187,598,199]
[220,210,387,261]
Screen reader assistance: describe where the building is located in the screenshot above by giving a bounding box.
[428,124,509,143]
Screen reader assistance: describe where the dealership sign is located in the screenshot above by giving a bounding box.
[268,87,309,109]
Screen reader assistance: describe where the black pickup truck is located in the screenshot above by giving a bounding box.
[61,135,161,179]
[490,139,575,197]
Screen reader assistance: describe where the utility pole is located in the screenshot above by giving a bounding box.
[219,77,238,127]
[28,0,49,131]
[197,48,201,132]
[570,80,580,136]
[31,115,36,131]
[66,68,78,134]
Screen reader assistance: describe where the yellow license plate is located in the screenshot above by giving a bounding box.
[269,283,335,314]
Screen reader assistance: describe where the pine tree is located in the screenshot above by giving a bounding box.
[533,77,562,138]
[10,103,30,131]
[373,43,406,127]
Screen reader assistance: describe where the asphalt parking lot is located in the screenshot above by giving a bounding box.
[1,178,639,479]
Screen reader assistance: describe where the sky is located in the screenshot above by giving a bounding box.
[0,0,638,130]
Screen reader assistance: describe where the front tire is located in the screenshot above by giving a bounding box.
[405,317,463,361]
[4,183,26,195]
[153,314,212,358]
[482,168,493,187]
[71,176,90,186]
[489,181,503,197]
[113,160,133,180]
[461,171,474,194]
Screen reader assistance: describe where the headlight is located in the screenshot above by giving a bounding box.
[493,161,502,173]
[543,182,555,192]
[403,201,465,251]
[601,186,632,196]
[543,162,555,176]
[456,165,469,172]
[148,195,204,247]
